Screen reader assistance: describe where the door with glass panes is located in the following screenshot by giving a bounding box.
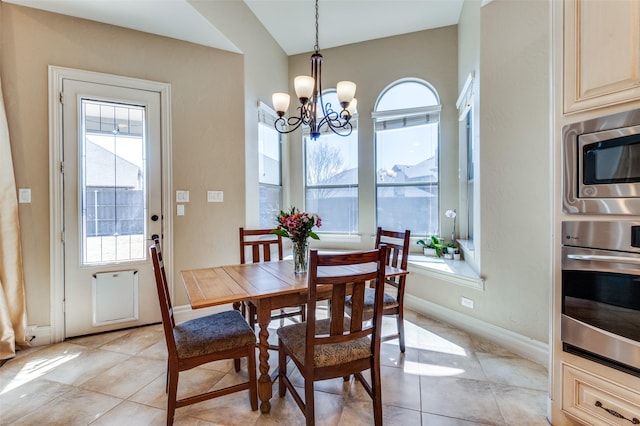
[62,79,162,337]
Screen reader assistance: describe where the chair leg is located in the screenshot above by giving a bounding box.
[304,374,315,426]
[371,359,383,426]
[247,345,258,411]
[234,358,241,372]
[249,303,257,330]
[165,360,170,392]
[166,368,179,426]
[397,311,405,353]
[300,305,306,322]
[278,341,287,397]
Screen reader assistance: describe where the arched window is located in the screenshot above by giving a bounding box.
[304,90,359,233]
[373,79,441,235]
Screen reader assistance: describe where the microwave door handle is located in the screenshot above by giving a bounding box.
[567,254,640,265]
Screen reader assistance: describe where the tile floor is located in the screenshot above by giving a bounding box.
[0,309,550,425]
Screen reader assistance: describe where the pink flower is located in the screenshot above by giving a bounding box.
[272,207,321,243]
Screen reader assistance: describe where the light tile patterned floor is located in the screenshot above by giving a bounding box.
[0,309,550,425]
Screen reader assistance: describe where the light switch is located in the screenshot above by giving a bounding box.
[177,204,185,216]
[207,191,224,202]
[18,188,31,203]
[176,190,189,203]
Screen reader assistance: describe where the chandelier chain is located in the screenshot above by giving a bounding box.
[314,0,319,53]
[271,0,354,140]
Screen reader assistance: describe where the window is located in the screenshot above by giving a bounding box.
[373,80,441,235]
[304,90,358,233]
[82,100,146,264]
[457,72,475,248]
[465,111,474,240]
[258,103,282,228]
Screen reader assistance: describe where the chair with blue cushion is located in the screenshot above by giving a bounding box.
[346,227,411,352]
[240,228,305,336]
[150,239,257,425]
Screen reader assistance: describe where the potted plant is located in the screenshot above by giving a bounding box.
[417,235,448,258]
[443,242,457,259]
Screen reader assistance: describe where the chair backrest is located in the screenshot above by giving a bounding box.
[375,227,410,288]
[239,228,283,264]
[305,246,389,368]
[149,238,178,359]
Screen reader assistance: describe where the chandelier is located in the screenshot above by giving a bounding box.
[271,0,357,140]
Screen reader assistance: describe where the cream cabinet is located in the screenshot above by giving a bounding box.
[562,363,640,426]
[563,0,640,114]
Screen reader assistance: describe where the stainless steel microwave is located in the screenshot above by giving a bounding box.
[563,108,640,215]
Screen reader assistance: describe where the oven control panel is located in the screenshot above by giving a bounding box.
[562,220,640,253]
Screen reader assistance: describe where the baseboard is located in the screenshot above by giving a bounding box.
[25,325,52,347]
[404,294,549,367]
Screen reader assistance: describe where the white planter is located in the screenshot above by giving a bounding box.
[453,253,461,260]
[423,248,437,257]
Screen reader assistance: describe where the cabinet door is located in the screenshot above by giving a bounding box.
[563,0,640,113]
[562,363,640,426]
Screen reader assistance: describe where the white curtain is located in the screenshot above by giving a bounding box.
[0,77,29,360]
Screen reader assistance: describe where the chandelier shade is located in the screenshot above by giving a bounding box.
[272,0,356,140]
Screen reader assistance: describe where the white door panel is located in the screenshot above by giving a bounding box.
[62,79,162,337]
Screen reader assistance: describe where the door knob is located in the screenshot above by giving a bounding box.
[151,214,159,221]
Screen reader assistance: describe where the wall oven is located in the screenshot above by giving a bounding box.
[561,220,640,376]
[563,108,640,215]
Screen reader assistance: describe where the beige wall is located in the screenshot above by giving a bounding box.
[287,26,459,247]
[188,0,290,228]
[2,0,552,346]
[0,2,251,324]
[410,0,551,345]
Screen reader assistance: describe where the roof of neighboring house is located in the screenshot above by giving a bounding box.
[85,140,141,188]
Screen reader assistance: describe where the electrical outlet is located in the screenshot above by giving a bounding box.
[461,297,474,309]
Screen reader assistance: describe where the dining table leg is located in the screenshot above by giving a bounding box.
[256,299,272,414]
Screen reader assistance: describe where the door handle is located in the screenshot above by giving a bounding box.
[151,214,159,221]
[567,254,640,265]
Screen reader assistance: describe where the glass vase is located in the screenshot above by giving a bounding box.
[292,240,309,275]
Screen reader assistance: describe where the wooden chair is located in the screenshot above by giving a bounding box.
[346,227,411,352]
[277,246,389,426]
[240,228,305,334]
[150,240,258,425]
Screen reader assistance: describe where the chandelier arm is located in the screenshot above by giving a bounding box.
[274,116,303,134]
[271,0,355,139]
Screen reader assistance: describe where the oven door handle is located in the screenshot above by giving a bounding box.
[567,254,640,265]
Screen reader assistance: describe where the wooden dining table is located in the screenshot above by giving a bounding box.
[180,258,408,414]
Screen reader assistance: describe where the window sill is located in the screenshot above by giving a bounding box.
[407,254,484,290]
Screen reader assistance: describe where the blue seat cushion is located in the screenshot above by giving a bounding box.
[173,310,255,359]
[346,288,398,313]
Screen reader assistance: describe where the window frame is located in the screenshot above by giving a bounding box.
[258,102,283,228]
[373,79,442,237]
[302,89,359,235]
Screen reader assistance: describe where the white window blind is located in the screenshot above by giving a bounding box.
[372,105,441,131]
